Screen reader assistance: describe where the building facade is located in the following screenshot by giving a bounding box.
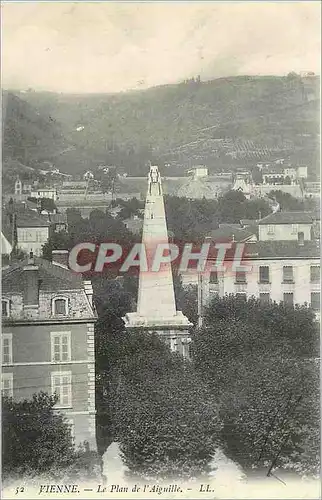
[180,211,320,321]
[30,188,58,202]
[1,252,98,449]
[258,211,314,242]
[202,242,320,322]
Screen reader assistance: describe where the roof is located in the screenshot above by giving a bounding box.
[123,218,143,234]
[2,257,83,294]
[207,225,257,243]
[176,177,216,199]
[243,240,320,259]
[258,211,314,225]
[240,219,259,227]
[262,165,284,175]
[16,211,50,228]
[1,219,14,246]
[1,232,13,254]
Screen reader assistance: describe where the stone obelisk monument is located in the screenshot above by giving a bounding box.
[123,165,192,358]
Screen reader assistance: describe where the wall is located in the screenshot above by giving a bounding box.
[259,223,312,241]
[17,227,49,256]
[2,321,97,448]
[202,257,320,307]
[4,290,93,321]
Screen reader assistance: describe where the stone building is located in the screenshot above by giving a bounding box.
[1,251,98,448]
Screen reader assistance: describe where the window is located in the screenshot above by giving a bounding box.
[2,334,12,364]
[236,293,247,301]
[51,332,71,362]
[283,293,294,307]
[209,271,218,284]
[310,266,320,283]
[2,300,10,317]
[259,293,270,305]
[52,297,68,316]
[2,373,13,398]
[51,371,72,407]
[267,225,275,234]
[298,232,304,245]
[291,224,298,234]
[311,293,320,311]
[259,266,270,283]
[283,266,294,283]
[36,231,43,242]
[235,271,247,283]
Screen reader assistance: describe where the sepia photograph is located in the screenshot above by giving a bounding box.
[1,1,321,498]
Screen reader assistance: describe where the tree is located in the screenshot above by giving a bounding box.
[268,190,304,211]
[252,166,263,185]
[42,231,72,261]
[109,332,222,480]
[2,392,75,477]
[192,296,320,475]
[203,294,319,358]
[27,197,57,213]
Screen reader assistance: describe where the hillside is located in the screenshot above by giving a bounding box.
[3,74,320,178]
[2,91,68,185]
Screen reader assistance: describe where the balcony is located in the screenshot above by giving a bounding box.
[258,281,271,292]
[234,283,247,293]
[310,281,320,292]
[209,283,220,293]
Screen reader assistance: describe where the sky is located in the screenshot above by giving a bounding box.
[2,1,321,93]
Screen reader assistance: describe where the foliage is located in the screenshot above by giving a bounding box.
[268,189,317,212]
[203,294,319,358]
[42,208,135,261]
[12,75,319,177]
[27,196,57,213]
[2,392,75,477]
[42,230,72,260]
[192,296,320,475]
[2,392,102,481]
[107,332,221,479]
[173,274,198,325]
[164,192,270,241]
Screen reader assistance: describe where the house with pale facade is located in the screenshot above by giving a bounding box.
[15,211,51,257]
[30,188,58,202]
[1,251,98,448]
[258,211,314,242]
[180,211,320,321]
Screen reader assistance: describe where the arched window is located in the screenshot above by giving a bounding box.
[52,297,68,316]
[2,299,10,317]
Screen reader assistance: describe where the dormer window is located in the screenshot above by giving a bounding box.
[2,299,10,318]
[52,297,68,316]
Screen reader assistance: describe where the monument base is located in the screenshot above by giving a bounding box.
[122,311,192,359]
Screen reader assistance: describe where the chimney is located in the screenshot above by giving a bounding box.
[23,252,39,307]
[52,250,69,268]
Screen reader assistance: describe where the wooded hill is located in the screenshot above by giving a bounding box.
[3,74,320,179]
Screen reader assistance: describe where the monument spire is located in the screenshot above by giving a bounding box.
[123,165,192,358]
